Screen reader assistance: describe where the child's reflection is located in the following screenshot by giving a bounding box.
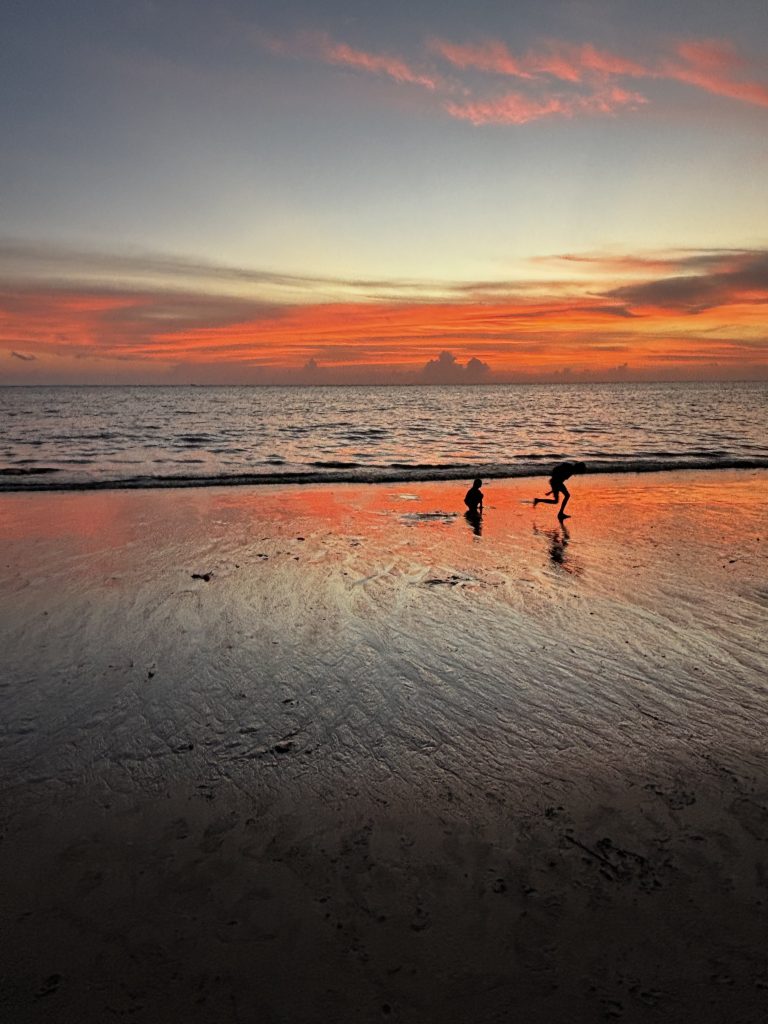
[464,508,482,536]
[538,522,583,575]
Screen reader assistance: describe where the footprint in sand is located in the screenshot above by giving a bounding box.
[35,975,62,1000]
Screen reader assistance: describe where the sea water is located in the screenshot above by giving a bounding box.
[1,381,766,490]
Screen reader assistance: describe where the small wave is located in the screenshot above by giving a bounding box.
[1,456,766,492]
[0,466,60,476]
[518,453,568,461]
[388,461,475,470]
[68,432,119,441]
[342,428,389,438]
[624,449,728,459]
[310,460,362,468]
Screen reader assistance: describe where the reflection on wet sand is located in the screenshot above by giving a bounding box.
[535,521,583,576]
[464,508,482,536]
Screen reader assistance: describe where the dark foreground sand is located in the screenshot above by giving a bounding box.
[1,470,767,1024]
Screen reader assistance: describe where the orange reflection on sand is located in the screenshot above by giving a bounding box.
[0,492,135,542]
[1,472,765,604]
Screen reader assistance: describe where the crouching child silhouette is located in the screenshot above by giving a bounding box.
[464,478,484,514]
[464,477,484,535]
[533,462,586,520]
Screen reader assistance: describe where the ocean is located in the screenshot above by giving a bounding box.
[1,382,766,491]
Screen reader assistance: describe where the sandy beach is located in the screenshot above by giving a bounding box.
[1,469,766,1024]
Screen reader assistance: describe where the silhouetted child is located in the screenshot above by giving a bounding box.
[533,461,585,519]
[464,477,484,513]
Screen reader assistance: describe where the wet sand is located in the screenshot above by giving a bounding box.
[1,470,766,1023]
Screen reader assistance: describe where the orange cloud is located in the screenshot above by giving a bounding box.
[1,289,763,380]
[2,246,766,383]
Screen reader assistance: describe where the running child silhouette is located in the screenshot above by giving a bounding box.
[533,461,586,520]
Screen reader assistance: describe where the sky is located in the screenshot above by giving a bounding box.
[1,0,767,385]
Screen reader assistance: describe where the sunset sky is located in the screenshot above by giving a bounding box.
[2,0,767,384]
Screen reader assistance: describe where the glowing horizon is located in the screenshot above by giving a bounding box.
[2,240,765,384]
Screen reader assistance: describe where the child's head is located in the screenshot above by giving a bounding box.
[574,462,586,474]
[473,478,483,488]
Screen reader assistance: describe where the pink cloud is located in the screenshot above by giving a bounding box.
[431,37,650,83]
[523,46,583,83]
[445,93,564,126]
[320,37,439,90]
[263,31,439,91]
[532,42,650,82]
[665,39,768,107]
[261,30,768,126]
[427,38,533,79]
[675,39,745,74]
[445,86,646,126]
[431,33,768,114]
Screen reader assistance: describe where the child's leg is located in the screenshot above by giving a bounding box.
[557,484,571,517]
[534,484,560,507]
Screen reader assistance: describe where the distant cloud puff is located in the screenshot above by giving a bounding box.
[11,350,36,361]
[420,350,491,382]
